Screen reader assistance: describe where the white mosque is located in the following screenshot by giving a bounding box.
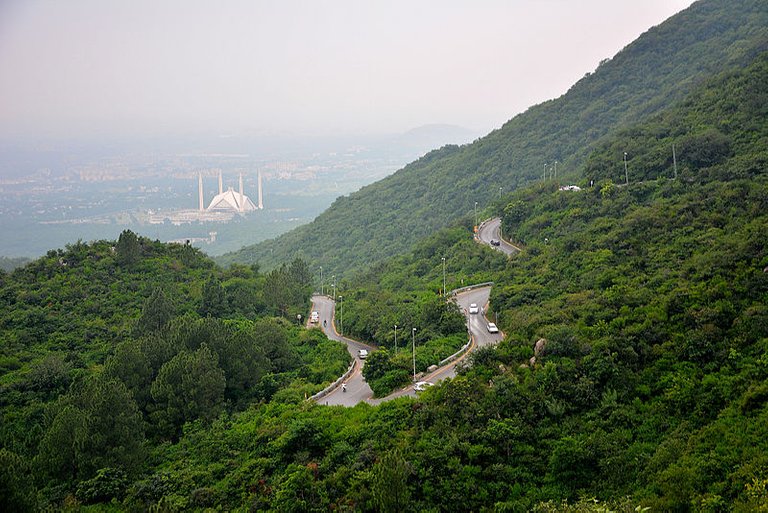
[198,170,263,213]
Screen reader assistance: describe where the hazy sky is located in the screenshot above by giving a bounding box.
[0,0,696,139]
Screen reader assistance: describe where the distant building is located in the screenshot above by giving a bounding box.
[199,170,262,213]
[559,185,582,191]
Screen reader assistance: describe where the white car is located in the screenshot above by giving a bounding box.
[310,311,319,323]
[357,349,368,359]
[469,303,479,314]
[486,322,499,333]
[414,381,434,392]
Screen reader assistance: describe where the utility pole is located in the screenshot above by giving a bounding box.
[394,324,398,354]
[412,328,417,381]
[672,144,678,180]
[442,257,446,297]
[624,152,629,185]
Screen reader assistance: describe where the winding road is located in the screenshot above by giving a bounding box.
[477,217,521,255]
[311,218,512,406]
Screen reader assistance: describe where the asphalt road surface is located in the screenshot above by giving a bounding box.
[311,295,376,406]
[311,218,511,406]
[310,285,500,406]
[477,217,520,255]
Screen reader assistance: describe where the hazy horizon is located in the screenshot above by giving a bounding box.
[0,0,695,140]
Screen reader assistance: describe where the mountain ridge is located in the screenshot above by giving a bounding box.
[221,0,767,278]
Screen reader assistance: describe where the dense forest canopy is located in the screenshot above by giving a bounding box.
[0,234,350,509]
[2,0,768,510]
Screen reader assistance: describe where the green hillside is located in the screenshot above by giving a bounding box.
[16,46,763,511]
[220,0,768,277]
[0,234,349,509]
[3,1,768,510]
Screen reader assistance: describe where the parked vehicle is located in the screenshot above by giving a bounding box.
[486,322,499,333]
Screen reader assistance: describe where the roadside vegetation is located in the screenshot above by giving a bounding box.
[2,3,768,510]
[341,225,506,396]
[0,235,349,509]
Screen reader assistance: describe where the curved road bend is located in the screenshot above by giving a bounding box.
[311,285,501,406]
[311,295,376,406]
[311,218,512,406]
[477,217,521,255]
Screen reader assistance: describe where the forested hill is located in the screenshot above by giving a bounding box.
[36,48,767,511]
[221,0,768,276]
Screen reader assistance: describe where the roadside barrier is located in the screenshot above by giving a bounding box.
[439,337,472,366]
[451,282,494,296]
[309,358,357,402]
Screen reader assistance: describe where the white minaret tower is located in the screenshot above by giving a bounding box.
[198,172,204,212]
[239,173,244,213]
[257,171,264,209]
[218,169,223,195]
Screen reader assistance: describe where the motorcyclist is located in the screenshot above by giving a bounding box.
[341,382,347,392]
[323,319,327,327]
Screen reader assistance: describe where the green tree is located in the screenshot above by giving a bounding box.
[199,276,228,318]
[371,448,412,513]
[104,341,153,409]
[25,352,72,398]
[35,404,89,483]
[115,229,141,267]
[0,449,36,512]
[36,376,146,483]
[272,463,329,513]
[135,287,175,335]
[150,344,226,439]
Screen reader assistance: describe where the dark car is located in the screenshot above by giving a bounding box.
[490,239,501,246]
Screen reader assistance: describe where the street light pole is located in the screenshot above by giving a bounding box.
[320,266,323,296]
[624,152,629,185]
[672,144,678,180]
[339,295,343,336]
[442,257,446,297]
[543,163,547,182]
[554,160,558,180]
[332,276,336,301]
[474,201,478,229]
[394,324,398,354]
[412,328,417,381]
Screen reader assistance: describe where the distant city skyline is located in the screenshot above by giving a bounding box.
[0,0,695,139]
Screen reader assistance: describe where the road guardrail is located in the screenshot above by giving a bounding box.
[309,358,357,402]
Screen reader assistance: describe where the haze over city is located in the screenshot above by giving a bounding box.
[0,0,695,141]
